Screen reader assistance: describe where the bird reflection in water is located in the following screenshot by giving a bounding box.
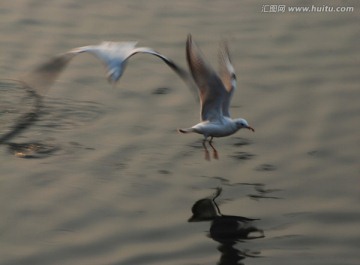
[0,80,61,158]
[188,187,264,265]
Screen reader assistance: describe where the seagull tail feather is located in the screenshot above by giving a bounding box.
[178,128,195,134]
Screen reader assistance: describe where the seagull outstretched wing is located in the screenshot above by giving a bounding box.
[218,41,236,118]
[186,34,228,122]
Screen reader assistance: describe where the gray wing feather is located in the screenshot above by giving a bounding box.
[20,52,76,96]
[218,40,236,118]
[128,47,199,100]
[186,34,227,122]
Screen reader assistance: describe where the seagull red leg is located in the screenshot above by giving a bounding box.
[209,137,219,160]
[202,138,210,161]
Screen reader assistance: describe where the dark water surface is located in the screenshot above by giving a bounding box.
[1,1,359,264]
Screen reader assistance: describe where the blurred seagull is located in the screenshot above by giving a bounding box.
[178,35,254,160]
[21,41,194,96]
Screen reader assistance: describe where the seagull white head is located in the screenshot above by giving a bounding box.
[234,118,255,132]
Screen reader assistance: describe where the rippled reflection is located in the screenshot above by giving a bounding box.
[0,80,42,144]
[189,187,264,265]
[1,80,57,158]
[0,79,103,158]
[0,79,49,158]
[241,183,283,200]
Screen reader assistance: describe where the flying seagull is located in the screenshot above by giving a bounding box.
[20,41,194,97]
[179,35,254,160]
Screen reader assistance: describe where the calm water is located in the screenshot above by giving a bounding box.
[1,1,359,265]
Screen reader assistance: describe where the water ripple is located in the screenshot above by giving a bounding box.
[0,79,105,158]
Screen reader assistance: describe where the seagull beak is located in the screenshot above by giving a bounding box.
[247,126,255,132]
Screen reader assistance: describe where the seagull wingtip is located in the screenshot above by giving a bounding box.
[187,34,193,43]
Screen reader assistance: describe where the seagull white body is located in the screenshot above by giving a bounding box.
[189,117,240,138]
[69,41,139,84]
[179,35,254,159]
